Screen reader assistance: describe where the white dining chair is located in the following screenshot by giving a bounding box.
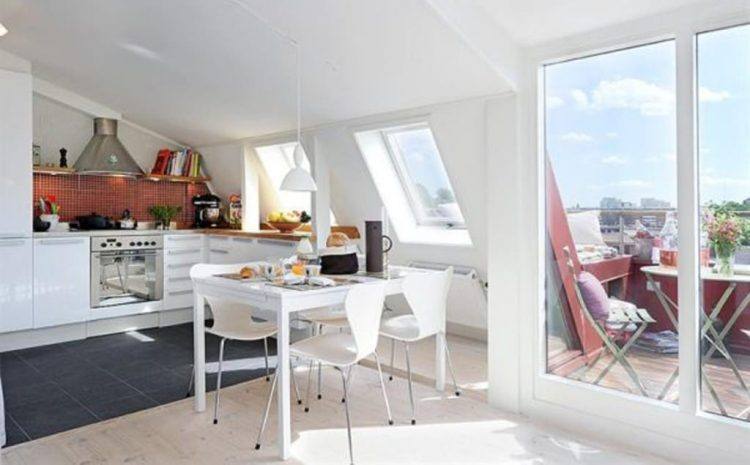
[298,307,349,406]
[188,262,301,425]
[255,281,393,465]
[379,267,460,425]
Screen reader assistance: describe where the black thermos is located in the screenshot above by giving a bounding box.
[365,220,393,272]
[365,221,384,272]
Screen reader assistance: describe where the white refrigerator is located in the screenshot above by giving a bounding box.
[0,67,33,447]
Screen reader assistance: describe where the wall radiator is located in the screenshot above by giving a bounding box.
[390,261,487,332]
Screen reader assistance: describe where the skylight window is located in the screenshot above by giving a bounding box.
[355,122,471,246]
[383,124,466,229]
[254,142,336,224]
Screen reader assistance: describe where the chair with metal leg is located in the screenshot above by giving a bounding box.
[256,281,393,465]
[379,267,460,425]
[188,263,301,425]
[298,307,349,407]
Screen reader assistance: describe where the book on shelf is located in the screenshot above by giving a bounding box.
[150,148,202,178]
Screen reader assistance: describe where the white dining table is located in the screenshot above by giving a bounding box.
[192,266,446,459]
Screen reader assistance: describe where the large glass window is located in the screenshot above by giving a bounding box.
[544,41,679,400]
[697,23,750,422]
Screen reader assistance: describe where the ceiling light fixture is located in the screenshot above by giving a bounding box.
[280,47,317,192]
[0,22,8,37]
[229,0,316,192]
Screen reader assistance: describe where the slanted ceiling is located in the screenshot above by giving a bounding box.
[0,0,510,147]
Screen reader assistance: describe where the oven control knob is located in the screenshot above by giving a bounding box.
[116,242,122,247]
[137,241,143,246]
[151,241,157,246]
[100,243,106,248]
[130,242,135,246]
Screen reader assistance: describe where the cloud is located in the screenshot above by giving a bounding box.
[645,152,676,163]
[601,155,627,165]
[589,78,674,116]
[570,89,589,108]
[699,86,730,103]
[546,96,564,109]
[561,132,594,143]
[589,179,652,191]
[701,175,750,188]
[613,179,652,188]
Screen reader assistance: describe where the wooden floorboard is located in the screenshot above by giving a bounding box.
[1,336,676,465]
[563,346,750,421]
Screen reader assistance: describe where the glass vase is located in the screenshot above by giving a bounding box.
[716,252,735,276]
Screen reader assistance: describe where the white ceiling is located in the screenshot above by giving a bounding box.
[475,0,716,45]
[0,0,509,147]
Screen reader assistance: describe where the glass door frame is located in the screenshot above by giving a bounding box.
[522,6,750,456]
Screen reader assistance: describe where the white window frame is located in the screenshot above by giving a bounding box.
[380,122,467,230]
[509,7,750,461]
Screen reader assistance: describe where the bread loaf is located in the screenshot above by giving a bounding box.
[326,232,350,247]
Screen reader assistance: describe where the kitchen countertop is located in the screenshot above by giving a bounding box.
[32,228,308,241]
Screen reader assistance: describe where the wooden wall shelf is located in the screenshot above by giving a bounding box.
[33,169,210,184]
[146,174,211,184]
[33,166,76,175]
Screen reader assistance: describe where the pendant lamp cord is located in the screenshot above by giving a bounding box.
[227,0,303,158]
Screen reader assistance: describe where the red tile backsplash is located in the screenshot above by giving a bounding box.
[34,174,209,226]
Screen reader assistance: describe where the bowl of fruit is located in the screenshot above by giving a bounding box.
[266,210,310,233]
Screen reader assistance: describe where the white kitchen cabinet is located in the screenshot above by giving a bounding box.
[207,235,297,264]
[207,236,234,264]
[229,237,258,262]
[0,69,32,237]
[0,238,33,333]
[253,238,298,261]
[33,237,90,328]
[163,234,205,311]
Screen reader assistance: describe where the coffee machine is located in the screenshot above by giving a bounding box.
[192,194,221,228]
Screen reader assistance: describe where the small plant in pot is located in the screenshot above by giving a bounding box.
[149,205,182,230]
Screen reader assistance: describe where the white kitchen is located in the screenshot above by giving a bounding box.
[2,2,750,465]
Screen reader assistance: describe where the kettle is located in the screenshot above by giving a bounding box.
[118,209,137,230]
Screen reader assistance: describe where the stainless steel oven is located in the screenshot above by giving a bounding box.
[91,235,163,308]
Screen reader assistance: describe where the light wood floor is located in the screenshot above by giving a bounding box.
[1,335,674,465]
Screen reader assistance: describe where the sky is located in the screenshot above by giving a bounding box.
[546,24,750,209]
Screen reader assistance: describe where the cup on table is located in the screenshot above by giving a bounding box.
[259,262,275,280]
[305,264,322,278]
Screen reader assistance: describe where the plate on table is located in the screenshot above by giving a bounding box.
[214,273,268,282]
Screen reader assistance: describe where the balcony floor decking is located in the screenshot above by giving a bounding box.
[558,345,750,421]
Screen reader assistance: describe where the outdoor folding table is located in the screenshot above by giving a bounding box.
[642,265,750,417]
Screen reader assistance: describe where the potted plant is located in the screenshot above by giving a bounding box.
[148,205,182,230]
[704,203,748,275]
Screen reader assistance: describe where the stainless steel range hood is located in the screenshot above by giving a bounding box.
[73,118,144,177]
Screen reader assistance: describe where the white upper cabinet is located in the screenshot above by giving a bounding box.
[0,69,33,237]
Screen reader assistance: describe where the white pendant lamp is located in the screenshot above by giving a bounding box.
[280,44,317,192]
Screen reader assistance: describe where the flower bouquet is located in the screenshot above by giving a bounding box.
[704,204,747,275]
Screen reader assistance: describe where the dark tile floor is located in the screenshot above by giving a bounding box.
[1,323,275,446]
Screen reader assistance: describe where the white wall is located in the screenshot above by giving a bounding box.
[32,94,180,170]
[0,48,30,73]
[317,97,492,281]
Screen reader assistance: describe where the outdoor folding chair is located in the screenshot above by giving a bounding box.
[562,246,656,397]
